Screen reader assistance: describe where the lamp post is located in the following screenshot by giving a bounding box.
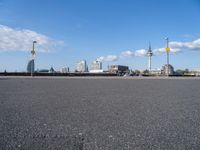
[165,38,170,76]
[31,41,37,77]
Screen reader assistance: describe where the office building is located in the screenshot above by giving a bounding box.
[61,67,70,73]
[91,60,102,70]
[89,60,103,73]
[109,65,129,74]
[27,59,34,73]
[76,60,88,72]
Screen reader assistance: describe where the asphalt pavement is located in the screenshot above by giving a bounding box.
[1,77,200,150]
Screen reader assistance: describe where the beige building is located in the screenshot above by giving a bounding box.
[109,65,129,74]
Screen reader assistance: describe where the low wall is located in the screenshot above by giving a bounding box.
[0,72,118,77]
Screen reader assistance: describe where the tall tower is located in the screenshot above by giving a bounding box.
[147,43,153,72]
[27,41,37,76]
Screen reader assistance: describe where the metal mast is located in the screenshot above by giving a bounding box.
[165,38,170,76]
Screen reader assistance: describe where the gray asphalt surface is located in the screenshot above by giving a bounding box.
[1,77,200,150]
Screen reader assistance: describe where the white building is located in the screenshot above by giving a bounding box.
[61,67,69,73]
[76,60,88,72]
[188,70,200,76]
[90,60,102,70]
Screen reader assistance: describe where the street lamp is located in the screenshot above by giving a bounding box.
[31,41,37,77]
[165,37,170,76]
[31,41,37,56]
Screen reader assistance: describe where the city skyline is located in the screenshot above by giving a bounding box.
[0,0,200,71]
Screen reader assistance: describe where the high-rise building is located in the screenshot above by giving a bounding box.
[61,67,70,73]
[76,60,87,72]
[91,60,102,70]
[27,59,34,73]
[147,43,153,72]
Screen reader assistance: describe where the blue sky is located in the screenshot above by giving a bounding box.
[0,0,200,71]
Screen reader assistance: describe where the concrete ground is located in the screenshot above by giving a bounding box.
[1,77,200,149]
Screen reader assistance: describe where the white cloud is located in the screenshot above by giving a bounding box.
[0,24,64,52]
[153,38,200,55]
[134,49,147,57]
[170,38,200,51]
[96,38,200,63]
[96,55,118,62]
[121,50,135,57]
[153,47,181,55]
[121,49,147,57]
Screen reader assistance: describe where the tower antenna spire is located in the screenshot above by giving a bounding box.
[147,42,153,72]
[30,41,37,76]
[149,42,151,51]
